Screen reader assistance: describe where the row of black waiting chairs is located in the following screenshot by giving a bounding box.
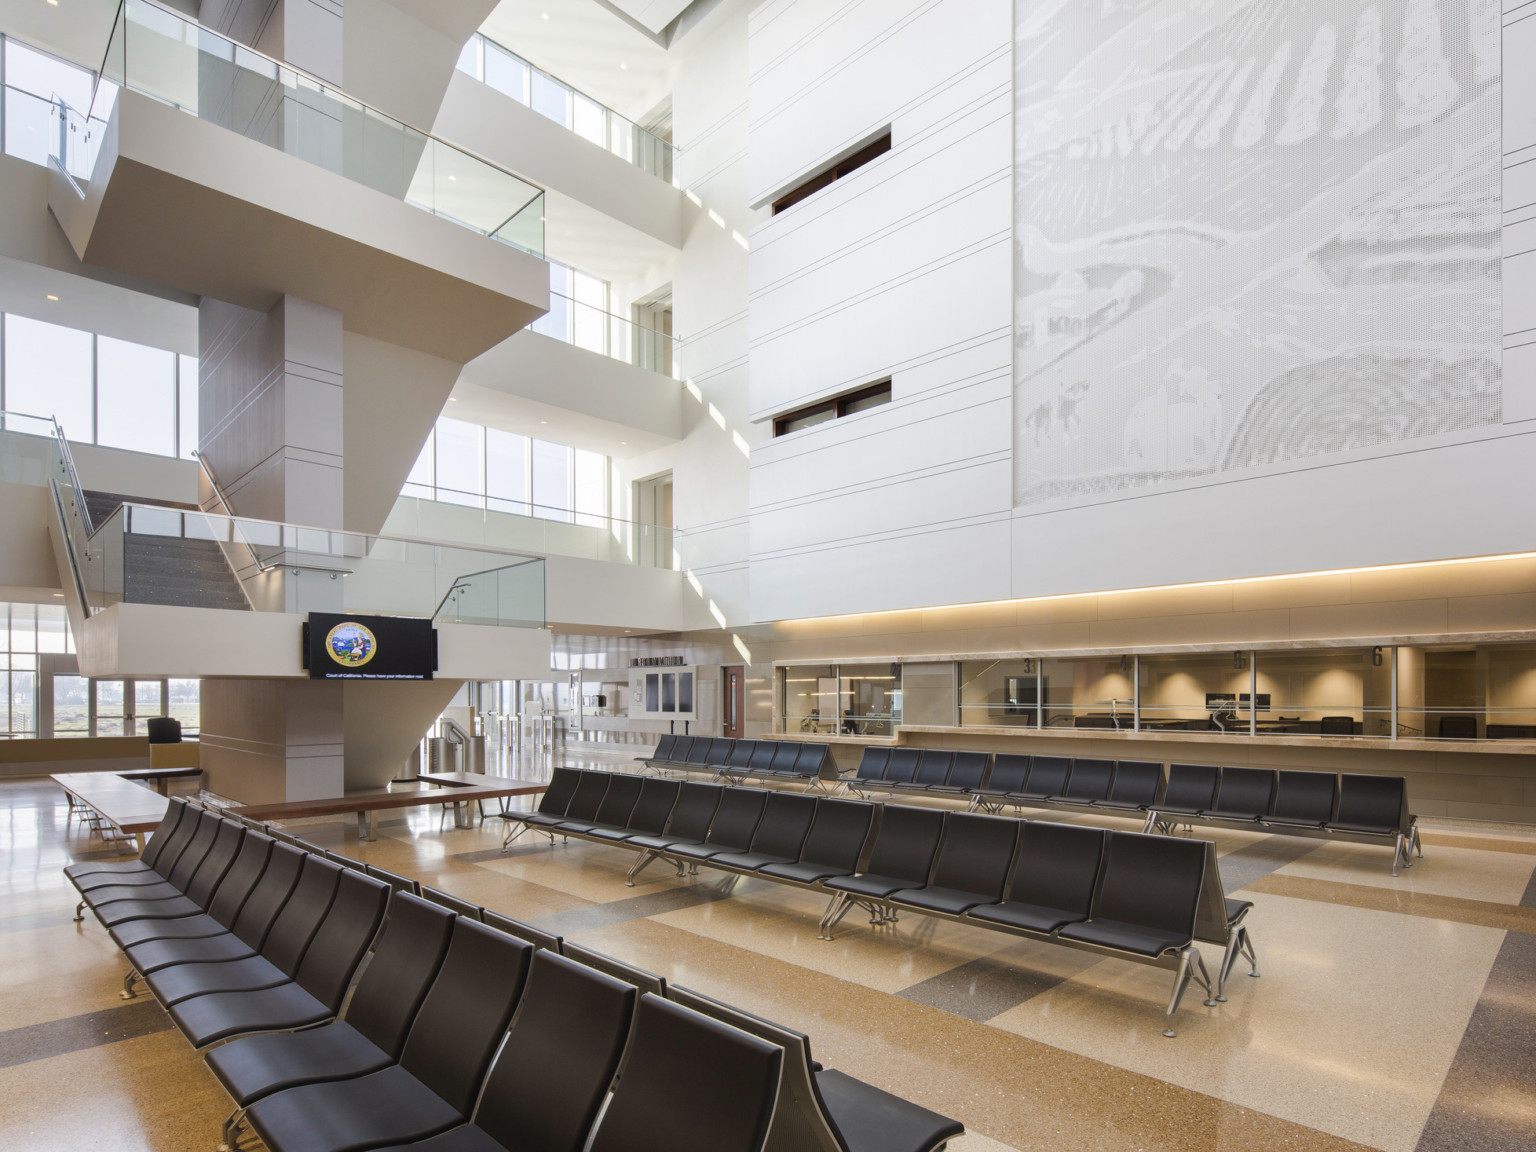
[501,769,1256,1034]
[641,733,834,786]
[846,749,1420,873]
[66,796,962,1152]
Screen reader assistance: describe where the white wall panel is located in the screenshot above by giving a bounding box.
[743,0,1012,621]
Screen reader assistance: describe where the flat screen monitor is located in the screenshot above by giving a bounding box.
[304,613,436,680]
[1205,693,1237,712]
[1239,693,1271,712]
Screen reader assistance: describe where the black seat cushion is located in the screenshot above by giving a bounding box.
[127,931,257,974]
[207,1021,392,1108]
[709,850,793,872]
[1057,917,1191,957]
[170,981,334,1049]
[247,1065,464,1152]
[626,832,704,853]
[89,894,205,926]
[584,826,645,842]
[756,860,854,885]
[147,954,291,1006]
[823,873,913,900]
[110,911,230,951]
[377,1125,506,1152]
[816,1068,964,1152]
[668,840,737,862]
[967,900,1085,935]
[888,886,991,916]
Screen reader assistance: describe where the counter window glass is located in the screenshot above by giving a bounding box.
[783,665,835,734]
[959,659,1040,727]
[1041,657,1135,730]
[1254,649,1391,737]
[1400,645,1536,740]
[1138,653,1252,734]
[839,665,901,737]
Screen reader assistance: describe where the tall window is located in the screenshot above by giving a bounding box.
[1,313,196,459]
[1,602,72,739]
[2,38,93,169]
[532,260,611,355]
[402,418,609,524]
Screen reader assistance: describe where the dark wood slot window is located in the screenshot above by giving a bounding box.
[773,379,892,437]
[771,130,892,215]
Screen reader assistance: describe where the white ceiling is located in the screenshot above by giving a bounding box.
[605,0,694,35]
[479,0,676,124]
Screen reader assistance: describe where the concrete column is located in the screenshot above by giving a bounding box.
[198,293,346,800]
[198,294,344,529]
[199,677,344,804]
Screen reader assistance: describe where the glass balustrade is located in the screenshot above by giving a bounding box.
[80,502,546,626]
[387,494,676,570]
[74,1,544,255]
[532,291,674,375]
[457,33,675,183]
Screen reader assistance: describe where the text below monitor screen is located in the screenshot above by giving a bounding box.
[304,613,437,680]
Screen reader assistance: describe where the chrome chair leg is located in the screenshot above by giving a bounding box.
[121,968,141,1000]
[74,899,86,923]
[626,851,661,887]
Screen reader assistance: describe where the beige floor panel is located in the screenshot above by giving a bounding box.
[0,1029,229,1152]
[987,893,1503,1152]
[2,920,144,1033]
[649,881,1099,994]
[475,838,695,902]
[1275,840,1536,902]
[568,918,1372,1152]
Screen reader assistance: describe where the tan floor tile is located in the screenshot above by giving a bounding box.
[1275,841,1536,903]
[988,893,1504,1152]
[644,881,1024,994]
[567,918,1373,1152]
[0,1028,229,1152]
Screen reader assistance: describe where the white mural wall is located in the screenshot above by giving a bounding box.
[1014,0,1501,506]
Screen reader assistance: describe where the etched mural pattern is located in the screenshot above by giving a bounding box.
[1014,0,1501,505]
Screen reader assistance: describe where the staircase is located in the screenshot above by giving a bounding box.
[85,490,252,612]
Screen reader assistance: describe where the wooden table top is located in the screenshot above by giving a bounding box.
[414,772,520,788]
[51,772,169,834]
[118,766,204,782]
[231,780,547,822]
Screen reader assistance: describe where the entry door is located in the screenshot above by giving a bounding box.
[723,666,745,738]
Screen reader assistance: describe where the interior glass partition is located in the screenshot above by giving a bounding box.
[782,665,835,734]
[781,664,902,735]
[1138,652,1252,733]
[1041,657,1136,729]
[959,659,1040,727]
[1255,648,1391,737]
[89,1,545,255]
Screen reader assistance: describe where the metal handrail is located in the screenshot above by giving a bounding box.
[89,0,546,225]
[431,558,542,621]
[190,451,272,574]
[50,478,93,615]
[50,417,93,536]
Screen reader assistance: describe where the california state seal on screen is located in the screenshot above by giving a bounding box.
[325,621,377,669]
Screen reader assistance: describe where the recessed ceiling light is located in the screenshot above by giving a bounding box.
[52,591,63,596]
[47,1,58,7]
[541,11,549,18]
[619,441,626,445]
[46,294,58,301]
[447,175,456,181]
[540,420,548,424]
[619,63,627,70]
[449,397,458,401]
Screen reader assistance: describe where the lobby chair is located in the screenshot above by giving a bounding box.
[165,871,389,1049]
[1151,764,1220,825]
[1198,767,1276,823]
[1011,756,1071,803]
[930,751,989,794]
[65,797,191,880]
[756,798,875,887]
[585,995,783,1152]
[496,767,581,849]
[376,951,637,1152]
[821,805,945,937]
[556,773,643,837]
[583,778,680,844]
[143,855,344,1007]
[1093,761,1162,811]
[364,865,422,898]
[1318,715,1356,736]
[667,788,768,864]
[80,817,244,926]
[206,893,455,1140]
[889,813,1018,916]
[710,792,818,873]
[969,754,1029,809]
[1055,758,1115,805]
[845,747,891,793]
[1263,771,1336,829]
[421,887,484,923]
[482,910,562,953]
[625,782,724,858]
[560,940,667,999]
[243,921,533,1152]
[1437,714,1478,740]
[71,805,214,893]
[968,821,1106,936]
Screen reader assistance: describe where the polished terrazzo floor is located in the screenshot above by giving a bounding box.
[3,749,1535,1152]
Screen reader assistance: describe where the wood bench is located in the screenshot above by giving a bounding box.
[231,780,548,840]
[52,771,170,853]
[117,766,204,796]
